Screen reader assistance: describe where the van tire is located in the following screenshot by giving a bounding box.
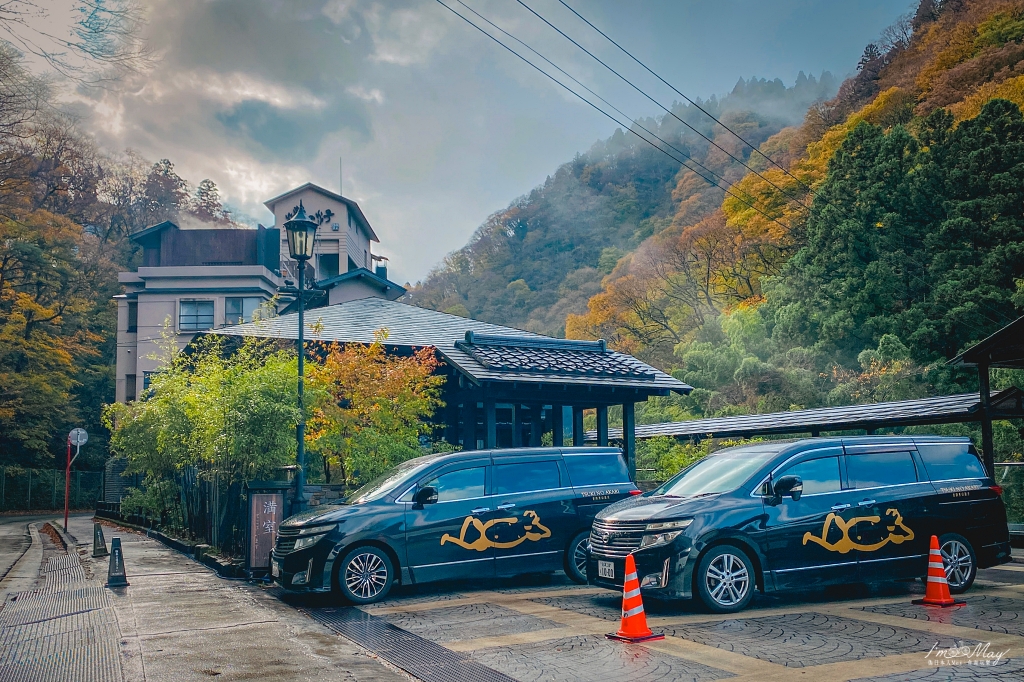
[564,530,590,584]
[937,533,977,594]
[695,545,755,613]
[338,546,394,605]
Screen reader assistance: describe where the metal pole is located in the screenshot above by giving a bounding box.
[295,261,307,512]
[979,361,995,476]
[64,436,71,530]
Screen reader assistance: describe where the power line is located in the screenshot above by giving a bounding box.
[514,0,810,212]
[450,0,766,212]
[440,1,1014,334]
[434,0,793,233]
[556,0,813,194]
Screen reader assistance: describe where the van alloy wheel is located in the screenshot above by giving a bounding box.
[345,551,389,600]
[705,552,750,607]
[940,539,973,591]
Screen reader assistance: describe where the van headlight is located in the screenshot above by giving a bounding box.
[639,519,692,549]
[292,524,336,551]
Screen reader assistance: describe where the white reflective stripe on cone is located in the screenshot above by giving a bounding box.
[624,572,637,582]
[928,562,945,569]
[622,605,645,618]
[623,588,641,599]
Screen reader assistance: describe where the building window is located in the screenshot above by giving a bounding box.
[179,300,214,331]
[364,249,368,268]
[318,254,339,279]
[125,374,136,402]
[127,302,138,333]
[142,371,157,391]
[225,297,264,325]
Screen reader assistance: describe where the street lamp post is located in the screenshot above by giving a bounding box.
[284,201,318,513]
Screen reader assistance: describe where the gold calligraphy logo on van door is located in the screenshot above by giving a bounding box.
[802,508,914,554]
[441,510,552,551]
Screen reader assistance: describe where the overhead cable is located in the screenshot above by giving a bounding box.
[434,0,793,233]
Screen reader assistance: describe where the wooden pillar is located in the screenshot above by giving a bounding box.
[980,361,995,476]
[444,401,459,445]
[623,402,636,481]
[462,401,476,451]
[597,406,609,447]
[552,404,564,447]
[810,429,820,438]
[865,428,876,436]
[530,405,542,447]
[572,406,585,447]
[512,404,524,447]
[484,398,497,449]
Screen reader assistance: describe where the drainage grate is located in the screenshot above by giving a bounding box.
[42,554,81,573]
[306,607,520,682]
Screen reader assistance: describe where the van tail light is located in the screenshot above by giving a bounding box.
[991,485,1004,496]
[629,490,643,496]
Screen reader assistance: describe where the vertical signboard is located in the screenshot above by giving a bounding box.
[249,493,284,570]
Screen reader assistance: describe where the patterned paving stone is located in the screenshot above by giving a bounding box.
[468,634,733,682]
[530,593,627,622]
[663,612,977,668]
[360,591,467,611]
[860,595,1024,637]
[380,603,563,643]
[850,657,1024,681]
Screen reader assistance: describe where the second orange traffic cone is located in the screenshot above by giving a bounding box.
[606,553,664,643]
[912,535,965,607]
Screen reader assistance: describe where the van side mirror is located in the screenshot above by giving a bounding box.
[413,486,438,507]
[773,475,803,501]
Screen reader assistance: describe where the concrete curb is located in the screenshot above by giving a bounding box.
[0,523,42,600]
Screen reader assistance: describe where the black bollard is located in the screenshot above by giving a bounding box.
[93,523,109,558]
[106,537,129,587]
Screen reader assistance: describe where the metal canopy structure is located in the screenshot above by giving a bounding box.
[210,297,691,477]
[949,314,1024,474]
[587,388,1024,442]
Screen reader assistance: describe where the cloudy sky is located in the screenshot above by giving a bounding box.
[55,0,908,284]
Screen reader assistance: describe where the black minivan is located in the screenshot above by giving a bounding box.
[588,436,1011,613]
[272,447,639,603]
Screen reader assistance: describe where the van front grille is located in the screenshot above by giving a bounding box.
[275,527,300,554]
[589,519,647,558]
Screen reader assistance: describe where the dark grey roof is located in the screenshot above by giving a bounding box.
[589,387,1024,441]
[212,297,690,394]
[948,315,1024,369]
[317,267,406,295]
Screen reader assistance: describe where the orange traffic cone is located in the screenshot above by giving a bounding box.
[912,535,965,607]
[606,553,664,643]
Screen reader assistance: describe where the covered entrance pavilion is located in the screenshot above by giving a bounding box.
[212,297,691,478]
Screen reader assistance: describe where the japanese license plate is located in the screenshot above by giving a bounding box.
[598,560,614,579]
[271,560,280,578]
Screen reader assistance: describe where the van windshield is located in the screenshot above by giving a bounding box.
[652,445,781,498]
[345,455,441,504]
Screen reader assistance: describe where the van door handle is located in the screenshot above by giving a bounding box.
[470,507,490,515]
[496,503,516,511]
[830,503,851,512]
[858,499,876,507]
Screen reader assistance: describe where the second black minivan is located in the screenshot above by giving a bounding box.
[589,436,1011,613]
[273,447,639,603]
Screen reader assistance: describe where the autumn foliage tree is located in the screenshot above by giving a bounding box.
[307,329,445,484]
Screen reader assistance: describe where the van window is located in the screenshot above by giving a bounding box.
[917,444,986,481]
[423,467,486,502]
[847,451,917,488]
[781,457,841,495]
[563,454,630,487]
[494,461,561,494]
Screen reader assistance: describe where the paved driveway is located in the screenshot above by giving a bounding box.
[282,564,1024,682]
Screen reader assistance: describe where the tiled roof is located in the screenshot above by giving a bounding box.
[211,297,690,394]
[588,387,1024,441]
[455,333,656,379]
